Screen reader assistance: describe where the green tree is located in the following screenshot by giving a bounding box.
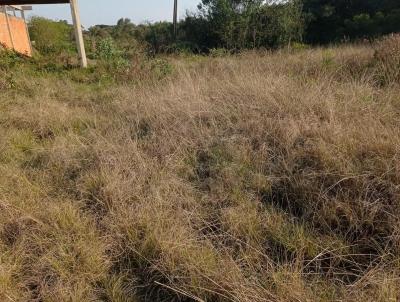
[195,0,305,50]
[198,0,265,49]
[302,0,400,43]
[278,0,305,46]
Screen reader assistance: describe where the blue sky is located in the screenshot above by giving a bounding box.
[27,0,200,28]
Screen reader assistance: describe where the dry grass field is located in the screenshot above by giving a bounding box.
[1,37,400,301]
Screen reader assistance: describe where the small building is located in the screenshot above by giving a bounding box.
[1,0,87,67]
[0,5,32,56]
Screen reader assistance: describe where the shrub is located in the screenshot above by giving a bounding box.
[0,49,23,89]
[95,37,121,61]
[290,42,310,51]
[29,17,75,55]
[373,34,400,85]
[0,49,23,70]
[209,48,230,57]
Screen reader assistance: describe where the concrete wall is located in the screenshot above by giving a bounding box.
[0,11,31,56]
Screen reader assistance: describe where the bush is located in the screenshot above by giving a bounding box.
[29,17,75,55]
[373,34,400,84]
[209,48,230,57]
[0,49,23,89]
[93,37,129,72]
[0,49,22,70]
[290,42,310,51]
[95,37,121,61]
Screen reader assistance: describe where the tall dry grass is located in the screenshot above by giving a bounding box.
[0,40,400,301]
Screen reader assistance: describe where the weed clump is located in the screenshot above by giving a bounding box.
[373,34,400,85]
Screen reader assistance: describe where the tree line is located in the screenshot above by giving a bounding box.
[30,0,400,56]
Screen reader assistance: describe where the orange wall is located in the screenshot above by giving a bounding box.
[0,12,31,56]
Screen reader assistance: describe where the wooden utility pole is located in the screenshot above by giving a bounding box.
[173,0,177,40]
[69,0,87,67]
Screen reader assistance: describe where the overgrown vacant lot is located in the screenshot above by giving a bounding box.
[1,41,400,301]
